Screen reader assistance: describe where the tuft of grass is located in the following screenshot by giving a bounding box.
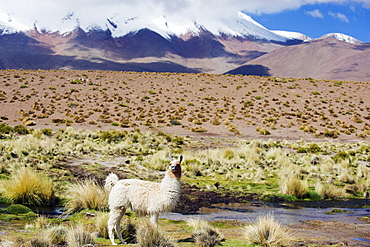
[45,225,68,245]
[256,126,271,135]
[279,177,308,199]
[33,215,49,229]
[135,220,175,247]
[316,183,348,200]
[191,126,208,132]
[95,212,110,239]
[188,219,224,247]
[66,223,96,247]
[25,237,51,247]
[64,178,108,214]
[0,167,55,206]
[244,213,293,247]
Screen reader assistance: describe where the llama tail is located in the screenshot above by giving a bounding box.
[105,173,119,192]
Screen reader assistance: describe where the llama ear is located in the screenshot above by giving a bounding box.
[179,155,183,163]
[168,154,173,161]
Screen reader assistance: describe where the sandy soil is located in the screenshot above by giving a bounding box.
[291,220,370,246]
[0,69,369,142]
[1,69,370,246]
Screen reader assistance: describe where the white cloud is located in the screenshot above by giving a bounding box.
[305,9,324,18]
[328,11,350,22]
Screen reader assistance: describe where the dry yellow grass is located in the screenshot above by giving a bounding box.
[244,213,293,247]
[187,219,224,247]
[64,178,108,214]
[279,177,308,199]
[135,219,175,247]
[0,166,55,205]
[66,223,96,247]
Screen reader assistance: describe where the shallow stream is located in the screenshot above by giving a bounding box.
[1,199,370,225]
[162,199,370,225]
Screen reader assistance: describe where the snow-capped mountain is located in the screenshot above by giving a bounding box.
[319,33,362,45]
[0,9,289,42]
[0,7,362,45]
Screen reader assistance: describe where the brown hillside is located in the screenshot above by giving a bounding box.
[237,38,370,82]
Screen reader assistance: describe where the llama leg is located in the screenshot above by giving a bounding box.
[108,208,125,245]
[150,214,159,227]
[115,210,127,244]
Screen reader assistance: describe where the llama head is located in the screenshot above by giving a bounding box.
[168,154,182,179]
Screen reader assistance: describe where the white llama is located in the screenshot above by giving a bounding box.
[105,154,183,245]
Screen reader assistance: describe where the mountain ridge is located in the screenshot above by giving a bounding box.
[0,10,368,82]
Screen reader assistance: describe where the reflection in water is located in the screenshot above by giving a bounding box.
[162,201,370,225]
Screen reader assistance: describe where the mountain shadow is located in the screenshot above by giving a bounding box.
[225,64,271,76]
[0,32,56,69]
[62,58,201,73]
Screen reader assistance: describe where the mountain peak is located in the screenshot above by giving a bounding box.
[319,33,362,45]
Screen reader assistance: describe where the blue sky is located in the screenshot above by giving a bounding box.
[247,2,370,42]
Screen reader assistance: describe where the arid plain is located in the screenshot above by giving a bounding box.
[0,69,369,141]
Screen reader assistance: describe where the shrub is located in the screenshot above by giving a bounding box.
[244,213,293,247]
[332,150,350,163]
[41,128,53,136]
[135,220,175,247]
[188,219,223,247]
[0,167,56,206]
[307,143,322,153]
[322,129,340,138]
[64,178,108,214]
[256,126,271,135]
[100,130,126,143]
[280,177,308,199]
[13,125,30,135]
[191,126,208,132]
[170,118,182,126]
[66,223,96,247]
[307,191,321,201]
[0,123,12,134]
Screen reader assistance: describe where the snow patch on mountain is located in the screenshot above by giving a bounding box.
[319,33,362,44]
[272,30,311,42]
[0,10,28,34]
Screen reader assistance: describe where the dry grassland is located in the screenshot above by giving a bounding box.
[0,69,369,141]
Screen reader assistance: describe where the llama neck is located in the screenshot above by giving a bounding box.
[160,171,181,192]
